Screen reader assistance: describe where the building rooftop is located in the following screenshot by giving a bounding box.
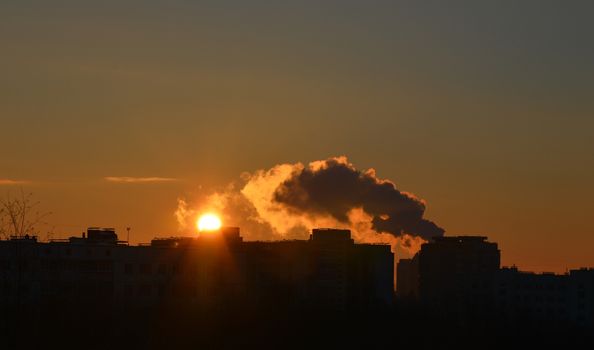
[432,236,488,243]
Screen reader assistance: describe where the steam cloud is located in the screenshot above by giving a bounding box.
[175,156,444,253]
[273,157,444,240]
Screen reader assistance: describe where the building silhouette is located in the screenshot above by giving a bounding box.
[397,235,594,330]
[395,254,418,299]
[495,266,594,329]
[0,227,393,312]
[1,229,593,346]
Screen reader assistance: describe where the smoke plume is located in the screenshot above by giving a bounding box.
[175,156,444,253]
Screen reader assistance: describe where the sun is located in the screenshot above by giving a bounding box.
[197,213,222,232]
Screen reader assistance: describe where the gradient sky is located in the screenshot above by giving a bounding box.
[1,1,593,272]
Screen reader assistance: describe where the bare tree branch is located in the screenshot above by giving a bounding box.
[0,188,51,239]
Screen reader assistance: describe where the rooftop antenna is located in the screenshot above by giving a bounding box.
[126,227,131,245]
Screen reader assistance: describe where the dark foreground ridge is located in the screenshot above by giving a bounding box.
[1,228,593,348]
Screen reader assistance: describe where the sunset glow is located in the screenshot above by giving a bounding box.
[3,1,594,347]
[197,213,222,232]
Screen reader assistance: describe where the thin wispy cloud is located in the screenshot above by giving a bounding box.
[0,179,29,185]
[104,176,179,183]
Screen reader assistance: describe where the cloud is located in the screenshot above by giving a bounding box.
[104,177,179,183]
[272,156,444,240]
[175,156,444,253]
[0,179,29,185]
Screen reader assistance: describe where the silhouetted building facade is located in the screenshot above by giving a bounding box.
[495,267,569,326]
[0,227,393,313]
[495,267,594,329]
[420,236,500,322]
[396,255,418,299]
[396,236,500,323]
[396,235,594,330]
[568,268,594,328]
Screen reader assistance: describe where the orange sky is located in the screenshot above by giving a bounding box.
[1,1,593,273]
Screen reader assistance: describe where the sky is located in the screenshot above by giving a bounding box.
[1,1,593,272]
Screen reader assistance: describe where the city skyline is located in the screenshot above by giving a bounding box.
[2,1,594,274]
[1,152,592,274]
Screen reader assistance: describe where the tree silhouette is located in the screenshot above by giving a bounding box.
[0,188,50,239]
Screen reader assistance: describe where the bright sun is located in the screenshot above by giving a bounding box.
[197,213,222,232]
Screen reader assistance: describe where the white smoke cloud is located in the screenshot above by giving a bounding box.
[174,157,441,255]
